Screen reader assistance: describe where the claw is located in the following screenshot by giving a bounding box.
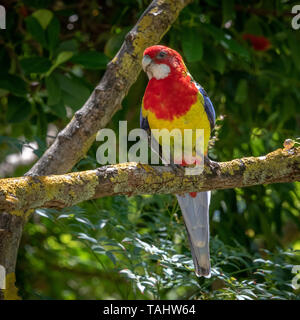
[169,163,185,174]
[204,156,220,174]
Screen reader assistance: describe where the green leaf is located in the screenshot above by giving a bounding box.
[288,33,300,72]
[91,245,105,253]
[25,16,47,48]
[35,209,54,220]
[203,24,225,42]
[106,251,117,265]
[70,51,109,69]
[204,47,226,74]
[7,96,31,123]
[181,28,203,63]
[46,52,74,76]
[0,48,11,73]
[33,136,47,157]
[61,91,82,110]
[221,36,250,60]
[104,29,129,58]
[57,73,90,109]
[55,40,79,56]
[47,16,60,54]
[0,74,27,96]
[36,104,48,138]
[120,269,137,280]
[244,16,263,35]
[77,233,98,244]
[24,0,52,9]
[214,53,226,74]
[0,89,9,97]
[137,282,146,294]
[222,0,235,25]
[0,136,24,152]
[54,51,74,66]
[20,57,52,74]
[32,9,53,29]
[235,79,248,104]
[203,24,250,60]
[45,73,61,105]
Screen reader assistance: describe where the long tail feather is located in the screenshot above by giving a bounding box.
[176,191,211,277]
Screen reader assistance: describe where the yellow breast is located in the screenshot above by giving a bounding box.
[142,92,211,155]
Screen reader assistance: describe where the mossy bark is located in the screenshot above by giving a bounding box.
[0,0,192,300]
[0,148,299,213]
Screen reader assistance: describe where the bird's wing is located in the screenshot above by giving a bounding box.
[140,107,150,133]
[140,106,170,165]
[195,82,216,131]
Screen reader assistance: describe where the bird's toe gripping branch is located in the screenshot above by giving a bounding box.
[204,155,221,175]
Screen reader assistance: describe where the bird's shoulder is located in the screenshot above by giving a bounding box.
[189,77,216,131]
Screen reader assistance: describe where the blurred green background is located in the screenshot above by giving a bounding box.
[0,0,300,299]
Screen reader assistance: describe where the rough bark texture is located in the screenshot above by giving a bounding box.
[26,0,192,177]
[0,147,299,213]
[0,214,23,299]
[0,0,192,300]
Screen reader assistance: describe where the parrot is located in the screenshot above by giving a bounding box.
[140,45,216,277]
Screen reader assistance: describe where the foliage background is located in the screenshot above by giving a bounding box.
[0,0,300,299]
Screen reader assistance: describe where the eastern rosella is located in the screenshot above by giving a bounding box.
[140,45,216,277]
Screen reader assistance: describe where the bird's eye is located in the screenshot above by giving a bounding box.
[157,51,167,58]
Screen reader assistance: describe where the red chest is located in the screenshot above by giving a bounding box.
[143,74,198,121]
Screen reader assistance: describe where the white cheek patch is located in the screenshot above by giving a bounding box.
[150,63,171,80]
[146,71,153,80]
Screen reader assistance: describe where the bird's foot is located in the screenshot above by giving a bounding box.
[204,156,220,174]
[169,163,185,174]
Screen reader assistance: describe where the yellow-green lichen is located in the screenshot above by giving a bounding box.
[1,171,100,214]
[223,159,242,176]
[3,273,21,300]
[109,166,131,193]
[9,209,34,220]
[116,0,184,79]
[137,162,154,173]
[117,52,137,78]
[242,149,291,184]
[44,171,99,206]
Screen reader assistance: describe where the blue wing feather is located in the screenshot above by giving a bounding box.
[140,108,150,131]
[196,85,216,131]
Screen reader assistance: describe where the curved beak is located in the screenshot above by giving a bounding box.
[142,55,152,72]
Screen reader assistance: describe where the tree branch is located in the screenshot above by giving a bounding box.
[0,0,192,299]
[26,0,192,177]
[1,148,299,214]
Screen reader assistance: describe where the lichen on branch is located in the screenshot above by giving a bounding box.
[1,147,299,215]
[0,0,193,299]
[26,0,193,177]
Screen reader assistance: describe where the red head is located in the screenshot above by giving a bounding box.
[142,45,187,80]
[142,45,198,121]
